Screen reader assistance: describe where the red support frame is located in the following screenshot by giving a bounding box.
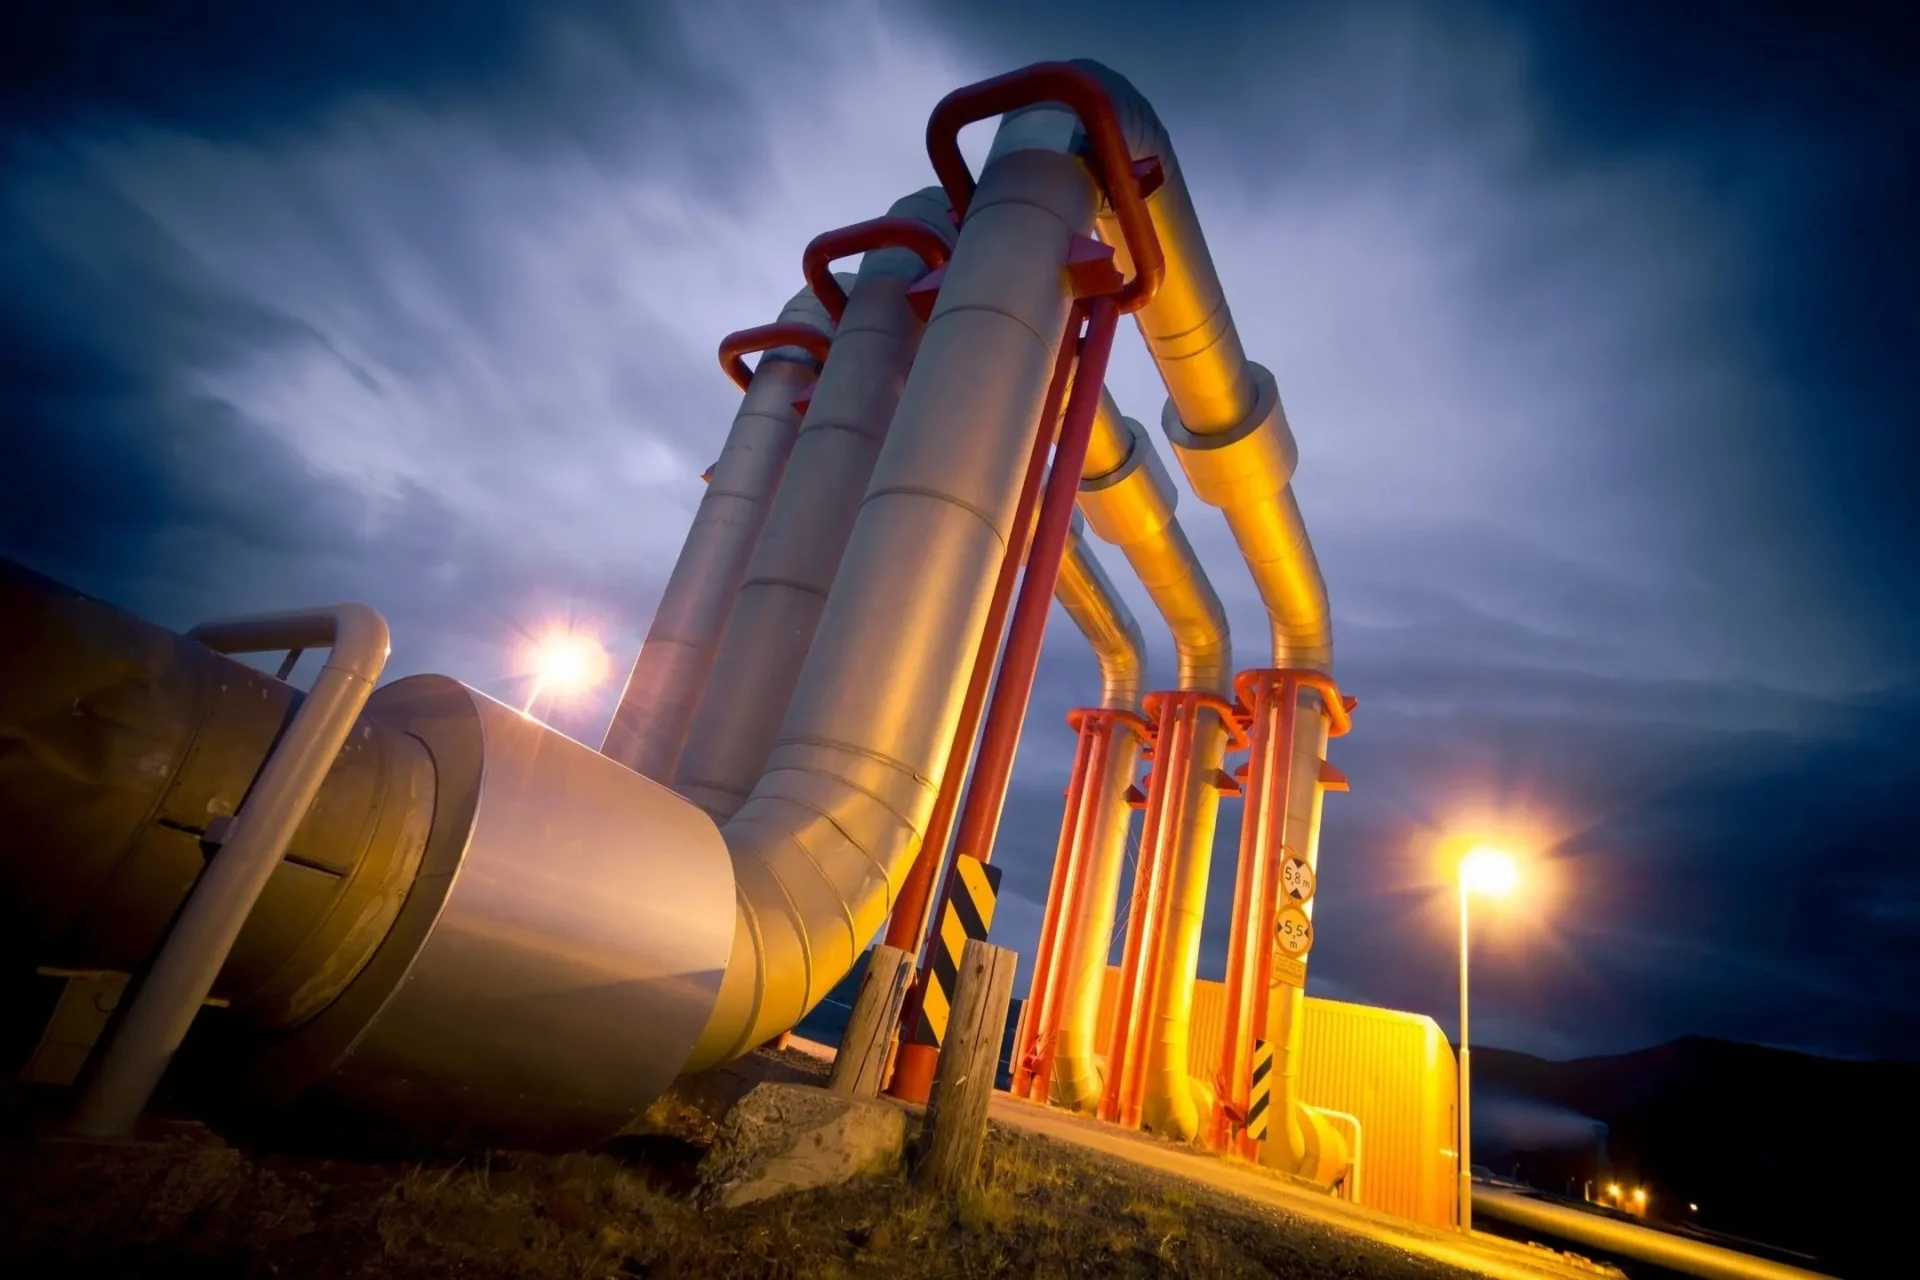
[801,216,953,325]
[1102,690,1245,1127]
[718,322,832,392]
[1214,668,1355,1157]
[925,62,1167,314]
[1011,707,1152,1101]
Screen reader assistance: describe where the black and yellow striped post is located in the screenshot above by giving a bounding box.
[910,854,1002,1049]
[1245,1039,1275,1142]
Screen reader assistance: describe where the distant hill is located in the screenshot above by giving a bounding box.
[1473,1036,1919,1278]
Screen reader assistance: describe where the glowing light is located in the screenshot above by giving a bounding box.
[1607,1183,1622,1199]
[1689,1203,1699,1213]
[1460,846,1520,897]
[1633,1188,1648,1205]
[521,629,610,715]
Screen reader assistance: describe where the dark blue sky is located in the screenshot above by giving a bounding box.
[3,1,1915,1061]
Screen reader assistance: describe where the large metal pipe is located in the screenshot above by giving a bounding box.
[1073,57,1339,1170]
[680,129,1106,1069]
[1473,1187,1834,1280]
[673,191,955,820]
[1039,517,1146,1111]
[70,604,390,1137]
[1076,388,1231,1140]
[601,284,839,782]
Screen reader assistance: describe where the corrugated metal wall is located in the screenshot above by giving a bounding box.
[1296,996,1458,1226]
[1092,966,1458,1227]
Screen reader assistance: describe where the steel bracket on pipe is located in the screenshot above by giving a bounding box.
[905,265,947,323]
[1064,235,1124,299]
[718,321,833,392]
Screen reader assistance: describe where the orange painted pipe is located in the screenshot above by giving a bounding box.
[1212,677,1276,1149]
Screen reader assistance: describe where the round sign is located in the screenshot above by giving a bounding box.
[1281,855,1316,903]
[1275,906,1314,958]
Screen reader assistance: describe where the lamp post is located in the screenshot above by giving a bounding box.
[1456,845,1518,1233]
[521,630,608,721]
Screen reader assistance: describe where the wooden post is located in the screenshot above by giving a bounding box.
[828,944,913,1097]
[912,939,1016,1196]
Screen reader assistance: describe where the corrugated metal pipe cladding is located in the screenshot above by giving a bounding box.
[1072,58,1336,1163]
[680,124,1104,1071]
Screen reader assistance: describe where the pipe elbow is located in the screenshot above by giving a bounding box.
[1058,513,1146,712]
[188,603,392,688]
[858,189,958,284]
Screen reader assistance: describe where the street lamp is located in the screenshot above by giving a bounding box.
[1457,845,1518,1233]
[522,630,609,719]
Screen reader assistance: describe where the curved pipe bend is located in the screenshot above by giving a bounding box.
[604,282,840,784]
[681,122,1105,1071]
[1069,59,1335,1153]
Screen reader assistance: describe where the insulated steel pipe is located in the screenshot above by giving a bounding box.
[674,191,955,820]
[602,285,838,782]
[1075,389,1233,1139]
[1010,515,1145,1107]
[1065,57,1343,1171]
[681,91,1153,1066]
[1071,61,1331,675]
[71,605,390,1137]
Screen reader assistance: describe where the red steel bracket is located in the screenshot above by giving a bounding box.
[718,322,832,392]
[802,215,953,325]
[925,61,1166,313]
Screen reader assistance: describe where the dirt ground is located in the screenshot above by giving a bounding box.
[1,1058,1484,1280]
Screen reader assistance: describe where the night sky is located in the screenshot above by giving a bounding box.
[4,2,1915,1063]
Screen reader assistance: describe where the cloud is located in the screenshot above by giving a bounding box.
[2,0,1914,1060]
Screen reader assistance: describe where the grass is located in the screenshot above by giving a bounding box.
[0,1069,1483,1280]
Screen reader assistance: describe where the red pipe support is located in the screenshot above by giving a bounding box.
[925,62,1166,314]
[1217,667,1355,1158]
[880,298,1087,1108]
[1012,715,1099,1098]
[801,216,953,325]
[718,321,833,392]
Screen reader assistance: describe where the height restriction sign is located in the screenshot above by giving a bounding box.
[1275,906,1314,958]
[1280,855,1315,904]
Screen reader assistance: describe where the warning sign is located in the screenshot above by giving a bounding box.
[1270,954,1308,989]
[1275,906,1314,958]
[1280,855,1315,904]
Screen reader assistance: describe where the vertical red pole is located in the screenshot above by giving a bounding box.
[1101,697,1172,1123]
[1213,676,1276,1150]
[947,294,1122,868]
[1035,713,1115,1101]
[1242,673,1301,1158]
[1123,698,1197,1128]
[881,303,1082,1107]
[1012,714,1097,1097]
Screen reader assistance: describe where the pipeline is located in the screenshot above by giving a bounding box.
[1069,58,1341,1174]
[1080,394,1233,1140]
[672,190,955,820]
[1014,514,1146,1110]
[680,95,1152,1069]
[0,60,1338,1161]
[602,284,841,782]
[1473,1187,1834,1280]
